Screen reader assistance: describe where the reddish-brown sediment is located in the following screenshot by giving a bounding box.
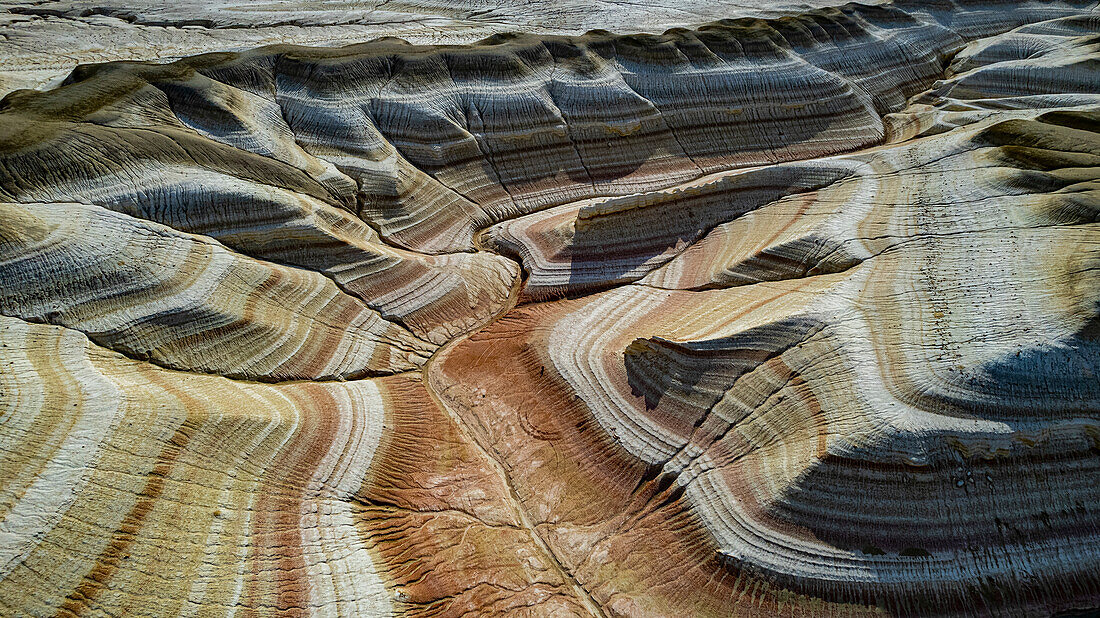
[1,2,1099,616]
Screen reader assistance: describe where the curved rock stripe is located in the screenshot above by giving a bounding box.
[0,95,518,343]
[1,2,1099,617]
[0,316,597,616]
[641,113,1100,291]
[0,201,431,380]
[0,315,391,615]
[2,2,1090,253]
[435,113,1100,615]
[885,15,1100,143]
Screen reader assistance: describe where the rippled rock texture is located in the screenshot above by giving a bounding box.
[1,1,1099,616]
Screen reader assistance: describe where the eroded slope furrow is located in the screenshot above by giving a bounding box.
[432,110,1100,617]
[1,2,1099,617]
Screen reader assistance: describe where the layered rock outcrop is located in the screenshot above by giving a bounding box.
[1,1,1098,616]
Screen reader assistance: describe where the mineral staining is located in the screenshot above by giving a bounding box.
[1,1,1099,616]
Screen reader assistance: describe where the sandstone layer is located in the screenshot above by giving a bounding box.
[0,0,887,96]
[1,1,1099,616]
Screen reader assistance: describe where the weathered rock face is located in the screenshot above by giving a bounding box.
[0,0,898,96]
[1,1,1098,616]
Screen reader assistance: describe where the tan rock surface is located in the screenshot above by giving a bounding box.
[1,1,1099,616]
[0,1,881,96]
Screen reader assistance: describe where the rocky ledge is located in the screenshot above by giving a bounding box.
[1,1,1099,616]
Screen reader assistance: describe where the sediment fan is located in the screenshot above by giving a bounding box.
[0,1,1098,616]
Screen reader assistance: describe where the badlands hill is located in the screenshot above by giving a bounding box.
[0,1,1099,616]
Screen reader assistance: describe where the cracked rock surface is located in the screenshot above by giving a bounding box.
[1,1,1099,616]
[0,0,880,96]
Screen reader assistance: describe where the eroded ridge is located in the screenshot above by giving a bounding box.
[1,1,1099,616]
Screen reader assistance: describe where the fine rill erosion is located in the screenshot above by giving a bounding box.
[0,1,1099,616]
